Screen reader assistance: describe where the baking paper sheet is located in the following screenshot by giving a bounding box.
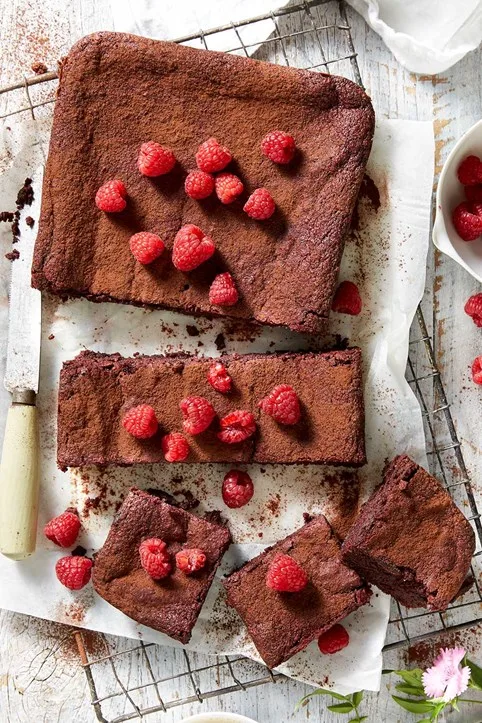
[0,119,434,694]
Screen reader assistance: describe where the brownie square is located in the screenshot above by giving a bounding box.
[223,516,370,668]
[57,348,365,469]
[341,455,476,611]
[32,32,374,334]
[92,488,231,642]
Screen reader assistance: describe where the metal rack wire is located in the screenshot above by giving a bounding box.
[2,0,482,719]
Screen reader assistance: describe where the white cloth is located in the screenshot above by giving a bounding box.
[111,0,482,74]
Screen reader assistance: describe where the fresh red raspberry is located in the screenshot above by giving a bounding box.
[184,170,215,200]
[209,272,239,306]
[55,555,92,590]
[331,280,362,315]
[215,173,244,204]
[207,362,232,393]
[138,141,176,177]
[129,232,165,264]
[465,185,482,203]
[139,538,172,579]
[176,548,206,574]
[44,509,81,548]
[222,470,254,508]
[180,396,216,435]
[457,155,482,186]
[259,384,301,425]
[195,138,232,173]
[161,432,190,462]
[243,188,275,220]
[471,355,482,384]
[217,410,256,444]
[317,624,350,654]
[452,202,482,241]
[122,404,158,439]
[266,553,308,593]
[465,293,482,327]
[261,130,296,164]
[172,224,216,272]
[95,179,127,212]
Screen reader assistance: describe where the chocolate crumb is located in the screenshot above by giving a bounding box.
[31,61,48,75]
[16,178,34,209]
[72,545,87,557]
[12,210,20,240]
[0,211,14,223]
[5,249,19,261]
[215,333,226,351]
[303,512,314,524]
[25,216,35,228]
[186,324,199,337]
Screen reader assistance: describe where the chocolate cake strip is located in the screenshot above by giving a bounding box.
[57,348,366,469]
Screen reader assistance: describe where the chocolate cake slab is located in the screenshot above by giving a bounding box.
[32,32,374,334]
[341,455,476,611]
[92,488,231,642]
[57,348,365,469]
[223,516,370,668]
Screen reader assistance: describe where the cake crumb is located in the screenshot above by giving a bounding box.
[71,545,87,557]
[5,249,19,261]
[215,333,226,351]
[48,333,55,340]
[16,178,34,209]
[0,211,14,223]
[31,61,48,75]
[303,512,314,524]
[186,324,199,337]
[25,216,35,227]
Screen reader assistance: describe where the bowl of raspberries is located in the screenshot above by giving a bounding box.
[433,119,482,281]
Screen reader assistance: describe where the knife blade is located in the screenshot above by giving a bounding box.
[0,166,43,560]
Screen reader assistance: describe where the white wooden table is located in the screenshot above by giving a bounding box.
[1,1,482,721]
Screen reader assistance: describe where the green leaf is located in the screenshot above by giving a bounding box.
[416,719,432,723]
[327,703,355,713]
[392,695,434,714]
[348,718,368,723]
[382,668,394,675]
[295,688,348,711]
[395,683,426,696]
[352,690,363,707]
[396,669,424,686]
[467,658,482,690]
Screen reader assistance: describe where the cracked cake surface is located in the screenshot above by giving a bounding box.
[57,348,366,469]
[32,32,374,333]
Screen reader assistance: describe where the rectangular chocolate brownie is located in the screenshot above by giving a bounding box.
[92,488,231,642]
[223,516,370,668]
[32,32,374,334]
[57,348,365,469]
[341,455,476,611]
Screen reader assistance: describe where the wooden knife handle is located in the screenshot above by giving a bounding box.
[0,393,39,560]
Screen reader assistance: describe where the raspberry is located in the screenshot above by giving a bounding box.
[215,173,244,204]
[261,130,296,164]
[209,272,239,306]
[184,170,215,199]
[465,185,482,203]
[317,624,350,654]
[138,141,176,177]
[44,509,81,548]
[129,232,165,264]
[243,188,275,220]
[172,224,216,272]
[122,404,158,439]
[222,470,254,508]
[139,538,172,579]
[259,384,301,425]
[217,410,256,444]
[176,548,206,574]
[207,362,232,393]
[457,155,482,186]
[471,355,482,385]
[161,432,190,462]
[452,202,482,241]
[180,396,216,435]
[465,293,482,327]
[266,554,308,593]
[95,179,127,212]
[195,138,232,173]
[331,280,362,315]
[55,555,92,590]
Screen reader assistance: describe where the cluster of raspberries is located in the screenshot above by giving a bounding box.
[121,365,301,462]
[452,155,482,241]
[94,132,297,307]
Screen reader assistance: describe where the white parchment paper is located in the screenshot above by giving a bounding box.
[0,119,434,694]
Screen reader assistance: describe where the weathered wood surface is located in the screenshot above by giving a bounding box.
[1,1,482,721]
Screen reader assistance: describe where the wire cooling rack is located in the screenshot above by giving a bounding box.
[2,0,482,720]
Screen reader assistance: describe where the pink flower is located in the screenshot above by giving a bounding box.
[422,647,471,702]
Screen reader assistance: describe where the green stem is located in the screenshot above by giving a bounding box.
[457,698,482,704]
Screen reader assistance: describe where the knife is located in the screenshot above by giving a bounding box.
[0,166,43,560]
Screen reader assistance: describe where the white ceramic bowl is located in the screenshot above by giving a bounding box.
[181,714,258,723]
[433,118,482,281]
